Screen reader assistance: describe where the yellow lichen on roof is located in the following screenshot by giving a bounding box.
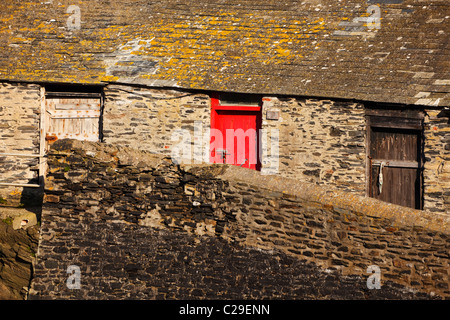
[0,0,329,88]
[0,0,448,106]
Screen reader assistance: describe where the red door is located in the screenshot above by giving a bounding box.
[210,95,261,170]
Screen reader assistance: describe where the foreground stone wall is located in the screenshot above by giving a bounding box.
[29,140,449,299]
[29,219,434,300]
[0,220,39,300]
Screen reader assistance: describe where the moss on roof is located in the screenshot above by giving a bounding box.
[0,0,449,106]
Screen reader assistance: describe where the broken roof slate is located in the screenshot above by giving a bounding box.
[0,0,449,106]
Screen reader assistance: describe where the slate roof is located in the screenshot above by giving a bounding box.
[0,0,449,106]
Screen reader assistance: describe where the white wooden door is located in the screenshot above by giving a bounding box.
[45,97,101,143]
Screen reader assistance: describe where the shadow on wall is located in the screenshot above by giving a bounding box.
[437,109,450,124]
[19,178,44,221]
[1,183,42,207]
[0,178,43,226]
[30,139,450,299]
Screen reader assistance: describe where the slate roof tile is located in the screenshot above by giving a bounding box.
[0,0,448,106]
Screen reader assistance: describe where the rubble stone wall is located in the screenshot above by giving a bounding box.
[29,140,449,299]
[0,82,41,206]
[423,109,450,213]
[1,82,448,212]
[261,97,366,194]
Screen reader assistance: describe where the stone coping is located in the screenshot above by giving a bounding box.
[51,139,450,235]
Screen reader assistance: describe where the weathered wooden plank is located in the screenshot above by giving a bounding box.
[0,183,41,188]
[371,159,419,169]
[45,92,102,98]
[370,166,418,209]
[46,98,100,110]
[368,116,423,130]
[40,86,46,185]
[365,108,424,119]
[47,110,100,118]
[54,98,100,111]
[45,95,101,143]
[368,120,422,209]
[0,153,42,158]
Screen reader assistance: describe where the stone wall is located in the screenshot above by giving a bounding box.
[423,109,450,213]
[261,97,366,194]
[29,140,449,299]
[0,82,41,206]
[102,84,211,160]
[0,219,39,300]
[104,90,367,194]
[0,81,448,212]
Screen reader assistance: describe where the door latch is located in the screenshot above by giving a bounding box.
[239,159,248,167]
[215,148,229,160]
[378,161,385,194]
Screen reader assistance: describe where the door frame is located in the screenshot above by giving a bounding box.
[365,106,424,209]
[210,93,262,170]
[44,85,103,151]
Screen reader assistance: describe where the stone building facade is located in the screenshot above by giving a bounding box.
[1,82,448,213]
[0,0,449,301]
[0,1,449,212]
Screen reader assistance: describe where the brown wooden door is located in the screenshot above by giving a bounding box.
[369,126,422,209]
